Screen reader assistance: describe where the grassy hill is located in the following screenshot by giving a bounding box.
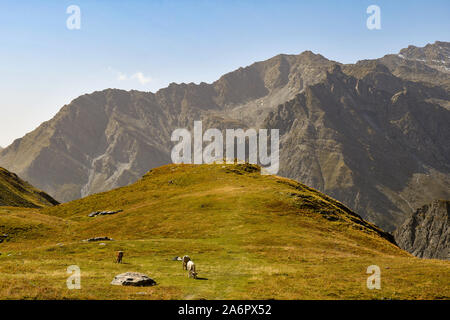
[0,164,448,299]
[0,167,59,208]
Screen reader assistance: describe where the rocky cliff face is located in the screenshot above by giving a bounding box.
[394,200,449,260]
[266,64,450,229]
[375,41,450,91]
[0,42,449,231]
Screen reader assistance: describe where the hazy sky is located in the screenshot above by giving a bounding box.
[0,0,449,147]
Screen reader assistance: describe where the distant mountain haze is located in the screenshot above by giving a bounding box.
[1,41,449,231]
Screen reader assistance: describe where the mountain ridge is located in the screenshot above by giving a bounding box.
[1,41,449,231]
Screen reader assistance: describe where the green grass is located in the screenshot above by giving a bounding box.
[0,164,448,299]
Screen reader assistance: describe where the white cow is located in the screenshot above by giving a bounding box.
[186,260,197,279]
[182,255,191,270]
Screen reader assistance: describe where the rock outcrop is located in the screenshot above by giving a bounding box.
[394,200,449,260]
[88,210,123,217]
[83,237,114,242]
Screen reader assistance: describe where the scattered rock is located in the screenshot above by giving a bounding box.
[323,215,339,221]
[111,272,156,287]
[83,237,114,242]
[57,243,64,246]
[99,243,106,246]
[88,210,123,217]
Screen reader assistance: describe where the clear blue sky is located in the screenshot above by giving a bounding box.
[0,0,449,147]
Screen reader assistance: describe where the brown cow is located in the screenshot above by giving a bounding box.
[115,251,124,263]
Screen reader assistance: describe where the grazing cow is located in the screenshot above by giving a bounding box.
[186,260,197,279]
[182,255,191,270]
[116,251,124,263]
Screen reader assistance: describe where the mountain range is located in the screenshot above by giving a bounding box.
[1,41,449,231]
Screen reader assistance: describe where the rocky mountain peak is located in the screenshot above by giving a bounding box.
[396,41,450,76]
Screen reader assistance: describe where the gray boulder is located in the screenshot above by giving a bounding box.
[111,272,156,287]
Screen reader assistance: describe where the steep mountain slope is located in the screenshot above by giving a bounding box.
[394,200,449,260]
[0,42,449,231]
[1,164,449,299]
[0,167,59,208]
[269,64,450,229]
